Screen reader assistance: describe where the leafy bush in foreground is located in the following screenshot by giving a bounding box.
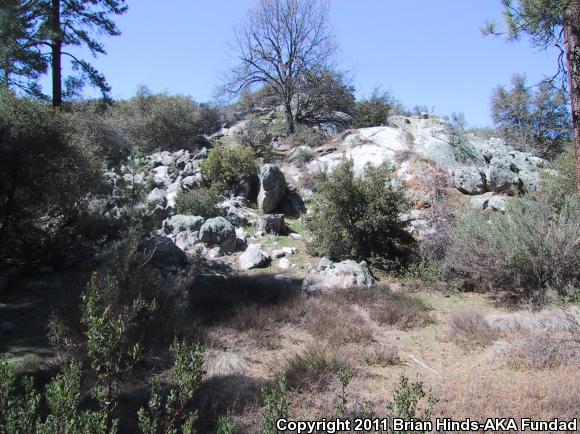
[306,159,413,262]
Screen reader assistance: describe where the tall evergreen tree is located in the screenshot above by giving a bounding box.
[485,0,580,199]
[0,0,127,106]
[0,0,46,97]
[40,0,128,106]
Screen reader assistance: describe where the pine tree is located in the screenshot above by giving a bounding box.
[0,0,127,106]
[0,0,46,97]
[484,0,580,199]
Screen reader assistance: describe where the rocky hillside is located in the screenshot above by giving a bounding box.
[101,111,553,295]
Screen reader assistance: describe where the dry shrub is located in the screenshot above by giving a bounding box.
[447,310,500,350]
[285,346,346,392]
[326,286,434,330]
[305,300,374,346]
[362,343,401,367]
[506,333,580,370]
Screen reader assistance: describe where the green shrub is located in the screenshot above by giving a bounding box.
[237,117,274,161]
[174,186,223,218]
[0,358,110,434]
[260,372,289,434]
[306,159,414,262]
[387,375,437,433]
[0,92,104,264]
[199,145,258,194]
[292,124,325,148]
[138,340,206,434]
[541,146,577,209]
[353,89,395,128]
[110,86,221,153]
[82,273,142,431]
[445,196,580,303]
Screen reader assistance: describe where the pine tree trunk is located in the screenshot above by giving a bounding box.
[51,0,62,107]
[565,1,580,200]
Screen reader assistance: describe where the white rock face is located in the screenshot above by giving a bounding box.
[302,259,375,294]
[304,116,549,195]
[277,258,290,269]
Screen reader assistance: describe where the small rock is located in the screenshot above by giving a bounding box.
[290,233,303,240]
[239,243,270,270]
[277,258,290,269]
[282,247,297,255]
[271,249,285,258]
[256,214,285,235]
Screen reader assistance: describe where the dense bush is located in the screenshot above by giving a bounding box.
[0,92,104,264]
[292,124,325,148]
[306,159,413,262]
[353,89,396,128]
[445,196,580,302]
[199,145,258,195]
[541,146,577,209]
[174,186,222,218]
[491,74,572,160]
[296,69,356,121]
[237,117,274,161]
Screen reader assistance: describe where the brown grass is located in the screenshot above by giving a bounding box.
[319,286,434,331]
[505,332,580,370]
[447,310,500,350]
[362,343,401,367]
[285,346,346,392]
[435,368,580,426]
[305,300,374,346]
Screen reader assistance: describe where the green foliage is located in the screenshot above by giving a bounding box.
[334,367,353,418]
[444,113,483,164]
[174,186,223,218]
[113,87,221,152]
[386,375,437,434]
[0,357,40,434]
[82,273,142,431]
[445,195,580,303]
[306,159,413,262]
[491,74,571,159]
[484,0,570,49]
[541,146,577,208]
[138,340,206,434]
[0,92,103,264]
[36,364,110,434]
[199,145,258,194]
[216,416,236,434]
[400,259,454,290]
[261,372,289,434]
[353,89,395,128]
[292,124,325,148]
[297,69,356,120]
[237,116,274,161]
[0,1,46,97]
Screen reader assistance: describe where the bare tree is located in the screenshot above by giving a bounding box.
[222,0,335,134]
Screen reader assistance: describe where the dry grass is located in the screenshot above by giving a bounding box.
[285,346,346,392]
[321,286,434,331]
[305,299,374,346]
[447,310,500,350]
[505,332,580,370]
[435,368,580,426]
[362,343,401,367]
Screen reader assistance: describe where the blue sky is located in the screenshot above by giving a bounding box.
[48,0,561,127]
